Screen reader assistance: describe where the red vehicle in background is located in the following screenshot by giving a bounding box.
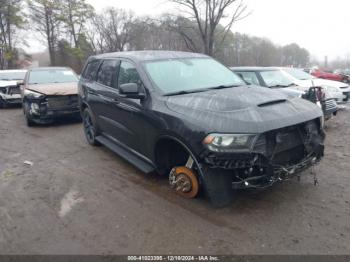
[309,68,347,82]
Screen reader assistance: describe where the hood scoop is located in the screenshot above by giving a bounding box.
[258,99,287,108]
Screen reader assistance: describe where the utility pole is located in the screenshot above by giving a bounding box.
[324,56,328,68]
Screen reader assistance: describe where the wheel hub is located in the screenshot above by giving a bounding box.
[169,166,199,199]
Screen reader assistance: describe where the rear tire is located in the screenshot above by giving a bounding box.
[200,166,235,208]
[83,108,100,146]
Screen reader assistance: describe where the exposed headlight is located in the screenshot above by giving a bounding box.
[24,89,45,99]
[203,134,257,152]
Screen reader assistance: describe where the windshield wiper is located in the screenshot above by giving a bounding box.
[164,89,209,96]
[164,84,240,96]
[208,84,240,90]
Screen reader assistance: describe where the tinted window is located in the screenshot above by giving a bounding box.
[83,60,100,81]
[118,61,142,88]
[237,71,260,85]
[97,60,119,87]
[29,69,78,84]
[144,58,244,94]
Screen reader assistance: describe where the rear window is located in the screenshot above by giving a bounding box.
[29,69,78,84]
[82,60,101,81]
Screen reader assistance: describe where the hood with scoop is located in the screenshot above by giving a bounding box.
[165,85,322,134]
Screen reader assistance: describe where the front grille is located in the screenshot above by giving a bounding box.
[46,95,78,110]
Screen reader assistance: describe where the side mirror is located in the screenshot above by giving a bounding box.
[119,83,145,99]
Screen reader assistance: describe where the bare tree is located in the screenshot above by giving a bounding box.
[0,0,26,69]
[90,8,135,53]
[60,0,94,48]
[27,0,61,65]
[169,0,249,56]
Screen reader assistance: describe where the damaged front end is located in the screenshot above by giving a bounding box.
[24,90,80,123]
[201,118,325,189]
[0,83,22,107]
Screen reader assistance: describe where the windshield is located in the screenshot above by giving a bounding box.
[29,69,78,84]
[0,71,26,81]
[260,70,294,88]
[283,68,314,80]
[144,58,245,94]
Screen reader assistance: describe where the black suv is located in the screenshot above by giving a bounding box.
[78,51,325,207]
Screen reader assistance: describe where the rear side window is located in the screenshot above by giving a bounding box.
[82,60,100,81]
[118,61,142,88]
[97,60,119,87]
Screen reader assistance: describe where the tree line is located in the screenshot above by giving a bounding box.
[1,0,312,72]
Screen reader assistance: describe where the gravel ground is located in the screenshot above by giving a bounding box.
[0,106,349,255]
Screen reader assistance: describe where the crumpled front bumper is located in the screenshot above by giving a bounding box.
[0,93,22,105]
[200,120,325,189]
[26,98,80,123]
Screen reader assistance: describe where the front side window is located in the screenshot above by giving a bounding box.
[29,69,78,84]
[118,61,142,88]
[97,60,119,87]
[144,58,245,94]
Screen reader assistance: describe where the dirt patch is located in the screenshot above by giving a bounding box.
[0,107,349,255]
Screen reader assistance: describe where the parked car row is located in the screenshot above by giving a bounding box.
[231,67,338,120]
[305,68,350,84]
[334,68,350,83]
[1,51,343,207]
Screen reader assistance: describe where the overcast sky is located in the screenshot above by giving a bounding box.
[28,0,350,60]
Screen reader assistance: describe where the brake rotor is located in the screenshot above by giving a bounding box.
[169,166,199,199]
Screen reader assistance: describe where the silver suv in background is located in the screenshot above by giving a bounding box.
[231,67,338,120]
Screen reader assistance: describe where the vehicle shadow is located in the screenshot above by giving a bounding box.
[0,104,22,110]
[104,148,311,215]
[29,115,82,128]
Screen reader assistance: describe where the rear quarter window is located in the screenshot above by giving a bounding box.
[82,60,101,81]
